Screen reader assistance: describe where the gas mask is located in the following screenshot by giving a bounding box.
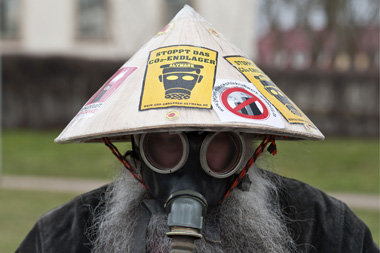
[133,131,251,249]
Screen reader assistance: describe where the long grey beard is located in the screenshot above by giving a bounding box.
[89,171,146,252]
[90,168,296,253]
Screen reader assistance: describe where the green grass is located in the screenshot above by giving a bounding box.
[2,130,128,179]
[353,209,380,246]
[2,130,379,193]
[257,138,379,194]
[0,189,77,252]
[0,189,378,252]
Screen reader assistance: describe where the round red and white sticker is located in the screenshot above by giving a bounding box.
[211,79,284,128]
[221,87,269,120]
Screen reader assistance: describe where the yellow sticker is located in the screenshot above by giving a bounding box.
[140,45,218,111]
[224,55,314,126]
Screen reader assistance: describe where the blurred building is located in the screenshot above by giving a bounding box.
[255,25,379,137]
[1,0,257,59]
[257,27,379,72]
[1,0,259,129]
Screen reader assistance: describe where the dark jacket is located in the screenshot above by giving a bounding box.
[16,173,379,253]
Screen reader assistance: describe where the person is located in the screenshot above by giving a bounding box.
[17,6,378,253]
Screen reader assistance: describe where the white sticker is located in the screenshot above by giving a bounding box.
[212,79,284,128]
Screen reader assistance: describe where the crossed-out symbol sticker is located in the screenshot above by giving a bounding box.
[221,87,269,120]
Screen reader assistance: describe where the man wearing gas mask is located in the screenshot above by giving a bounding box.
[18,6,378,253]
[90,132,297,252]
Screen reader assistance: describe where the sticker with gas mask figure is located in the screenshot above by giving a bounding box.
[212,79,284,128]
[224,55,315,127]
[139,45,218,110]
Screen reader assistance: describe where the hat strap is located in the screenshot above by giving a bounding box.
[219,135,277,204]
[103,135,277,199]
[102,137,148,189]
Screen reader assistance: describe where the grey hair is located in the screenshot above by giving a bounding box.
[145,167,296,253]
[218,168,296,252]
[90,165,296,252]
[89,171,146,253]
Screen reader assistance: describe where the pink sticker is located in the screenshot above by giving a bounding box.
[76,66,137,119]
[86,67,137,105]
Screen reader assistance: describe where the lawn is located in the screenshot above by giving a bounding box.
[259,138,379,193]
[0,189,378,252]
[353,209,380,247]
[2,130,122,180]
[3,130,379,193]
[0,189,77,252]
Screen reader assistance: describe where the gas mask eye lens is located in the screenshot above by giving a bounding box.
[140,132,188,173]
[201,132,245,178]
[206,132,240,173]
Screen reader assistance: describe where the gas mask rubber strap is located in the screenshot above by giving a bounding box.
[218,135,277,204]
[102,137,148,189]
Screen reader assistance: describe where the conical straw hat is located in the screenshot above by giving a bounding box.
[55,5,324,143]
